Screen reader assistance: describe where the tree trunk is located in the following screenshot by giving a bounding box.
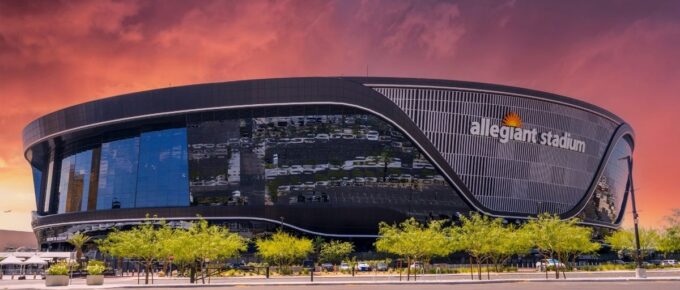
[189,262,197,284]
[406,257,411,281]
[469,257,473,280]
[145,263,150,285]
[486,261,490,280]
[477,258,482,280]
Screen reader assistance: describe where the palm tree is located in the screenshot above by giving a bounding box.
[380,149,391,182]
[68,232,91,265]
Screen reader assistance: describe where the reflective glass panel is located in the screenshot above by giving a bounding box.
[31,166,42,206]
[187,107,471,225]
[579,138,633,224]
[97,137,140,209]
[56,155,74,213]
[136,128,189,207]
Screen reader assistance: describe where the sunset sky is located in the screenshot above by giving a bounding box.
[1,0,679,232]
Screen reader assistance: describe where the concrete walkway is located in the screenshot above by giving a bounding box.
[1,270,679,289]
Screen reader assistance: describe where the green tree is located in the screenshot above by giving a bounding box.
[658,209,680,257]
[556,222,600,275]
[256,231,313,274]
[67,232,91,266]
[98,217,173,284]
[452,213,502,280]
[319,240,355,267]
[524,213,594,279]
[606,227,660,263]
[487,224,533,273]
[167,219,247,283]
[375,218,453,281]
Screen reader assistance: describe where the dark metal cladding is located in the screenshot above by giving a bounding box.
[23,77,634,248]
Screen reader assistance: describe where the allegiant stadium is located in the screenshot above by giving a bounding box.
[22,77,634,250]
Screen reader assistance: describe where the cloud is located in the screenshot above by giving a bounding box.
[0,0,679,230]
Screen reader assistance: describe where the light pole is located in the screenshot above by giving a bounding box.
[620,156,645,278]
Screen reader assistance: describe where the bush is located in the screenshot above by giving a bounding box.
[86,260,106,275]
[47,262,70,275]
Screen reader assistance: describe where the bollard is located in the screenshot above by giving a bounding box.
[310,268,314,282]
[266,267,270,279]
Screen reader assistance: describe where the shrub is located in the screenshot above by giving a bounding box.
[46,262,70,275]
[86,260,106,275]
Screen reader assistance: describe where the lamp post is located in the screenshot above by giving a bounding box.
[620,156,645,278]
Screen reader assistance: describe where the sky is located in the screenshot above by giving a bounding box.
[1,0,679,232]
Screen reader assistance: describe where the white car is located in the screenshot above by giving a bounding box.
[536,259,565,271]
[357,262,371,271]
[339,263,351,271]
[661,259,677,266]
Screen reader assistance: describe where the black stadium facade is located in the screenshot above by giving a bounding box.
[23,77,634,250]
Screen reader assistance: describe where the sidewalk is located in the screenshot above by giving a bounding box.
[1,270,679,289]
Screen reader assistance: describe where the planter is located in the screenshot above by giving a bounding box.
[45,275,69,286]
[86,275,104,285]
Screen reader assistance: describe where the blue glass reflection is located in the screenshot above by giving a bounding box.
[31,166,42,207]
[74,150,93,212]
[97,137,140,210]
[136,128,189,207]
[57,155,74,213]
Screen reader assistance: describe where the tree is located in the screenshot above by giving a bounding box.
[556,223,600,274]
[659,209,680,257]
[487,224,533,273]
[256,231,313,274]
[606,227,659,262]
[319,240,354,267]
[167,219,247,283]
[523,213,595,279]
[451,213,502,280]
[68,232,91,266]
[98,217,173,284]
[375,218,453,281]
[379,149,391,182]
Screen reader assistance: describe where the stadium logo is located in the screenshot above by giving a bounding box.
[469,113,586,153]
[501,112,522,128]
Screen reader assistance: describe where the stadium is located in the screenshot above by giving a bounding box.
[22,77,634,250]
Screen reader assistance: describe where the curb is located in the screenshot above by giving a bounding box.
[5,277,680,289]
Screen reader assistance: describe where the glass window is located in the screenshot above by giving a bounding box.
[136,128,189,207]
[97,137,140,210]
[74,150,93,212]
[31,166,42,207]
[56,155,74,213]
[43,160,54,213]
[187,106,470,224]
[579,138,633,224]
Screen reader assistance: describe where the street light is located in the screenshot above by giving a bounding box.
[619,156,645,278]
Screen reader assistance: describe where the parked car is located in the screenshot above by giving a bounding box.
[302,260,315,270]
[339,262,351,271]
[536,259,565,271]
[357,262,372,272]
[661,259,677,266]
[321,263,334,272]
[409,262,424,270]
[647,260,663,266]
[376,262,388,271]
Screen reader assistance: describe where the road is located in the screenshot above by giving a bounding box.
[132,282,680,290]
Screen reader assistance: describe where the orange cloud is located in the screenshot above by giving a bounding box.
[1,0,679,231]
